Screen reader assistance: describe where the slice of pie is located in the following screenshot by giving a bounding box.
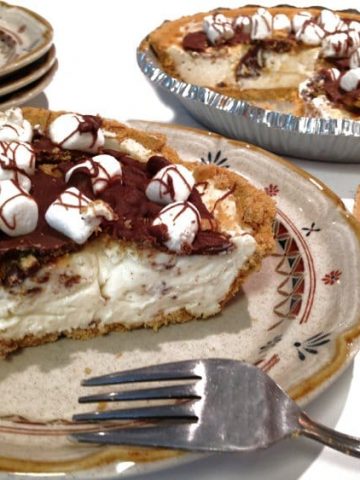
[141,6,360,118]
[0,107,275,357]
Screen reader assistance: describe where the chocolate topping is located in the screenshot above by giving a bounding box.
[0,140,233,272]
[183,32,209,52]
[312,69,360,112]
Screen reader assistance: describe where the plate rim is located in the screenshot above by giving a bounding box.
[0,59,58,110]
[0,44,56,97]
[0,1,54,78]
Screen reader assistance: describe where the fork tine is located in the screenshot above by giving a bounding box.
[72,425,194,450]
[73,404,197,422]
[82,360,200,386]
[79,383,200,403]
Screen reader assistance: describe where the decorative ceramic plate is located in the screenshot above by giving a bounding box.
[0,59,57,110]
[1,122,360,479]
[0,44,56,97]
[0,1,53,78]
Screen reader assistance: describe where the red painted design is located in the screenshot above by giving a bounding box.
[269,211,317,329]
[322,270,342,285]
[265,184,279,197]
[254,354,280,373]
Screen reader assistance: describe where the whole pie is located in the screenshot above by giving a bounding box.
[0,107,275,357]
[141,6,360,118]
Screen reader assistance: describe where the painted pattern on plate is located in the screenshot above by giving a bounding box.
[0,122,359,478]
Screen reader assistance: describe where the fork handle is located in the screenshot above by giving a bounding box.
[299,412,360,458]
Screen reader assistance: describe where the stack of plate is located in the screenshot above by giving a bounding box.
[0,1,56,109]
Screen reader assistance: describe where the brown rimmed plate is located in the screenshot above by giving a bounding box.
[0,121,359,478]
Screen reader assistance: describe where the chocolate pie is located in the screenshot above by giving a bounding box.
[0,107,275,357]
[142,6,360,118]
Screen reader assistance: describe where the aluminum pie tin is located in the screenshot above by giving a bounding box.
[137,47,360,163]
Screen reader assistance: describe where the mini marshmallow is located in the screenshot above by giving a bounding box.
[65,154,122,194]
[146,164,195,205]
[0,179,38,236]
[0,108,33,143]
[349,21,360,33]
[0,141,36,175]
[233,16,251,34]
[203,13,234,44]
[273,13,291,32]
[152,201,200,253]
[321,31,360,58]
[291,11,312,33]
[340,67,360,92]
[318,10,341,33]
[296,22,325,45]
[350,47,360,68]
[337,21,349,32]
[45,187,115,244]
[326,67,341,81]
[251,8,273,40]
[0,154,31,192]
[48,113,105,153]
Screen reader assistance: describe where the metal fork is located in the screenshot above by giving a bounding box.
[72,359,360,457]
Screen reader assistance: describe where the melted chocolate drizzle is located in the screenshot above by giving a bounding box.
[58,114,102,149]
[0,138,232,260]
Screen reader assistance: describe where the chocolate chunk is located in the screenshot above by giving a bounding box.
[183,31,209,52]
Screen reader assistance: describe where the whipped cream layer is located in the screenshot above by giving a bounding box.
[167,44,319,90]
[0,224,256,342]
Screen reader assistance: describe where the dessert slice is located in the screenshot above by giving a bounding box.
[141,6,360,117]
[0,107,275,357]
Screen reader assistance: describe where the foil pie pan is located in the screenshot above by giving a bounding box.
[137,48,360,163]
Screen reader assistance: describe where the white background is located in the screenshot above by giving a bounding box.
[11,0,360,478]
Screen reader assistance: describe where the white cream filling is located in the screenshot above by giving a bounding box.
[0,233,256,341]
[306,94,349,119]
[167,44,319,90]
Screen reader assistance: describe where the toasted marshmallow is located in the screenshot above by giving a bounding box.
[48,113,105,153]
[65,154,122,194]
[296,22,325,45]
[273,13,291,32]
[321,31,360,58]
[291,11,312,33]
[0,179,38,236]
[251,8,273,40]
[146,164,195,205]
[340,68,360,92]
[233,16,251,34]
[45,187,115,244]
[350,47,360,68]
[203,14,234,45]
[0,108,33,143]
[318,10,341,33]
[0,154,31,192]
[152,201,200,253]
[0,141,36,175]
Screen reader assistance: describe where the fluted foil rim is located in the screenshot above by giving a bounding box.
[137,48,360,138]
